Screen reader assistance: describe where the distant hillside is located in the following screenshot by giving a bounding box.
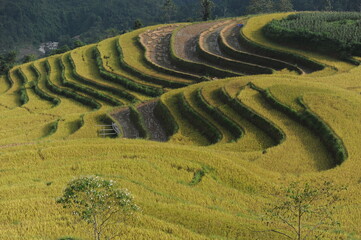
[0,0,163,51]
[1,0,360,52]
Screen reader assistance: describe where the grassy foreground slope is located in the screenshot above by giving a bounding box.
[0,13,360,239]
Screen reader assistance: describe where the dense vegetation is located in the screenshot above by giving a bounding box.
[263,12,361,58]
[0,51,16,75]
[1,0,360,52]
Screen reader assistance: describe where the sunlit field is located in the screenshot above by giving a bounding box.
[0,12,360,240]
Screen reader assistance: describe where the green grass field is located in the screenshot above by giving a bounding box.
[0,12,360,240]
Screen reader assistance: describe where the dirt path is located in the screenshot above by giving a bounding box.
[110,108,140,139]
[137,100,167,142]
[140,25,199,76]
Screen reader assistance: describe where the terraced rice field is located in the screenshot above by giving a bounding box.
[0,13,361,239]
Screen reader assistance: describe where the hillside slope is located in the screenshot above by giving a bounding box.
[0,13,360,239]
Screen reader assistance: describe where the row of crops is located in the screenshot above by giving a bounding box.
[263,12,361,58]
[0,15,349,163]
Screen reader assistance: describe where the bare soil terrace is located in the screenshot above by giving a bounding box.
[137,100,167,142]
[140,25,200,76]
[110,108,140,139]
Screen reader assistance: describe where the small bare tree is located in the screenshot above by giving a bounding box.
[57,176,139,240]
[262,181,346,240]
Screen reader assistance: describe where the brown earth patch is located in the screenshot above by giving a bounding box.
[140,25,199,76]
[137,100,168,142]
[110,107,140,139]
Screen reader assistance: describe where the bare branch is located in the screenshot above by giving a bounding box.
[276,214,298,234]
[253,229,293,239]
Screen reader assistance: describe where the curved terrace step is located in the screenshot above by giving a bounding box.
[0,75,11,95]
[217,83,279,149]
[67,51,139,104]
[239,85,334,172]
[138,25,203,81]
[47,115,85,140]
[118,29,195,88]
[171,21,243,78]
[178,89,223,145]
[195,87,243,142]
[96,39,167,96]
[160,90,209,145]
[68,109,115,139]
[1,68,23,108]
[239,24,324,74]
[70,45,143,103]
[44,58,100,110]
[14,68,29,106]
[19,64,54,111]
[184,87,232,143]
[253,84,347,167]
[198,20,274,75]
[211,86,274,151]
[33,60,91,114]
[219,22,304,74]
[29,63,60,107]
[3,70,15,94]
[58,56,121,107]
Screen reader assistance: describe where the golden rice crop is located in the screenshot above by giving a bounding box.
[97,37,162,90]
[0,12,360,240]
[242,13,356,74]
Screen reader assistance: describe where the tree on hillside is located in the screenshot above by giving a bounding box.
[162,0,177,23]
[0,51,17,75]
[133,19,143,29]
[22,54,36,64]
[200,0,215,21]
[262,181,346,240]
[322,0,333,11]
[57,176,139,240]
[275,0,294,12]
[246,0,275,14]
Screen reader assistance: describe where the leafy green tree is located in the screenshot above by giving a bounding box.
[105,28,121,38]
[5,51,17,63]
[0,51,17,75]
[50,45,71,56]
[246,0,275,14]
[22,54,36,64]
[275,0,294,12]
[262,181,346,240]
[57,176,139,240]
[162,0,177,23]
[73,40,85,48]
[200,0,214,21]
[133,19,143,29]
